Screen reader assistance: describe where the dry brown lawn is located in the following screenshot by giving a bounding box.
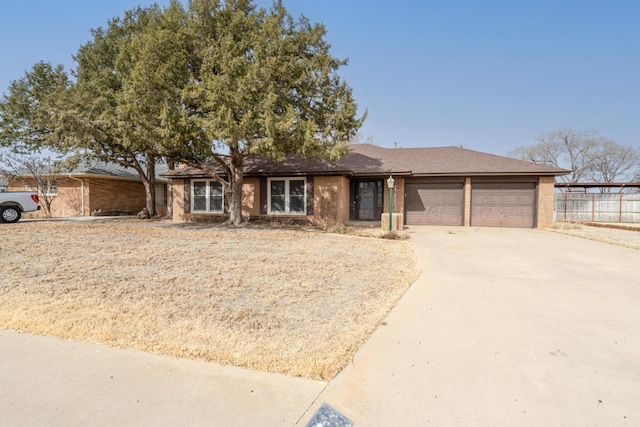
[0,220,419,381]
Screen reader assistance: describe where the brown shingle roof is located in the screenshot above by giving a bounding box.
[348,144,569,176]
[163,144,569,178]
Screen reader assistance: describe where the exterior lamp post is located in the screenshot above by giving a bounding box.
[387,176,395,231]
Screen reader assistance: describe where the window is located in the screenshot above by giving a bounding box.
[155,184,166,207]
[268,178,306,214]
[191,180,224,213]
[40,179,57,196]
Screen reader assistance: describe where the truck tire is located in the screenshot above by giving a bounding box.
[0,206,22,223]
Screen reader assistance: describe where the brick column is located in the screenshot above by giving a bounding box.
[464,177,472,226]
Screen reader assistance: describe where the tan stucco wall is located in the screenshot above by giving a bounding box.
[537,176,556,228]
[313,176,350,226]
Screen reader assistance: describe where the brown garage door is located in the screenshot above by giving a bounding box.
[471,181,537,228]
[405,179,464,225]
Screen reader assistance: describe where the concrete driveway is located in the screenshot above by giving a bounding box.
[2,227,639,426]
[303,226,640,426]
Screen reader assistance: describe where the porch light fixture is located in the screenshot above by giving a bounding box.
[387,176,395,231]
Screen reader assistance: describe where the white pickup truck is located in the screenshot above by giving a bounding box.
[0,191,40,223]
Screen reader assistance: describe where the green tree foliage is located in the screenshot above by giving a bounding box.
[173,0,365,224]
[0,62,70,152]
[59,4,185,216]
[0,0,364,223]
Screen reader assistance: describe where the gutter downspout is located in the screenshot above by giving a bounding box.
[68,175,85,217]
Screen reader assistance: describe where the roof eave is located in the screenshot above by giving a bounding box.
[409,171,568,177]
[69,172,168,182]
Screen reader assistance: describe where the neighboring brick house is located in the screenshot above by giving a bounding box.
[7,162,168,218]
[163,144,569,229]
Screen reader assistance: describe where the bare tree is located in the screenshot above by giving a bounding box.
[585,139,640,184]
[509,128,601,183]
[349,131,379,146]
[510,127,640,185]
[0,152,65,217]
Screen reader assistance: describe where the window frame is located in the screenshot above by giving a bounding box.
[191,179,225,214]
[267,177,307,215]
[40,179,58,197]
[155,183,166,207]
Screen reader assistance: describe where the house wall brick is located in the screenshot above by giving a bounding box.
[8,176,151,218]
[537,176,556,228]
[8,177,85,218]
[54,178,84,217]
[242,177,260,217]
[383,177,405,217]
[86,178,146,215]
[381,213,404,231]
[171,179,186,222]
[313,176,350,226]
[173,177,261,222]
[169,174,559,229]
[464,177,472,226]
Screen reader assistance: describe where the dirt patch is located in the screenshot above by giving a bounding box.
[550,222,640,250]
[0,220,419,381]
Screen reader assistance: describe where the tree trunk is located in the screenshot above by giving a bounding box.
[165,160,175,219]
[227,158,244,225]
[144,160,157,217]
[42,198,53,218]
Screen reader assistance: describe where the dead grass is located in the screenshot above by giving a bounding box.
[0,220,419,381]
[550,222,640,251]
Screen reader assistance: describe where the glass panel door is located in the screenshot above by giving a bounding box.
[358,182,375,220]
[351,180,383,220]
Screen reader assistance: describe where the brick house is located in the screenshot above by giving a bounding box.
[163,144,569,229]
[7,162,168,218]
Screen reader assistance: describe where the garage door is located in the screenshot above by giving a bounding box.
[471,181,536,228]
[405,180,464,225]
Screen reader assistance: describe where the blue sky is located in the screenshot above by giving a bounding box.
[1,0,639,155]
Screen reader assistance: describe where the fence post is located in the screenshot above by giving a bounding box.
[619,188,623,223]
[592,194,595,222]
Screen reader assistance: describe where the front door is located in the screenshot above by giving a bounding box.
[351,180,383,220]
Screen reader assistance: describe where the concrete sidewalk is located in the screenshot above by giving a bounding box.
[2,227,639,426]
[0,330,325,426]
[300,227,640,426]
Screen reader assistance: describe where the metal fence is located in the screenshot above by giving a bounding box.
[555,192,640,223]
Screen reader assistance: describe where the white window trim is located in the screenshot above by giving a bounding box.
[267,177,307,215]
[40,179,58,197]
[191,179,225,213]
